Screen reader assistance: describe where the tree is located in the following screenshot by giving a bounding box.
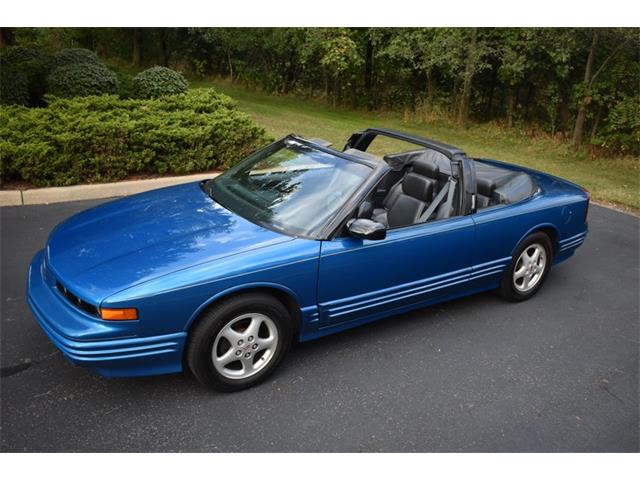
[572,28,635,148]
[4,27,639,155]
[572,29,599,148]
[458,28,479,125]
[300,28,363,106]
[132,28,143,67]
[497,29,536,128]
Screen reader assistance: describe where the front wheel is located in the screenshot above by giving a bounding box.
[186,293,293,392]
[498,232,552,302]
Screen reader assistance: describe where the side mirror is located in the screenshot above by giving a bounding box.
[347,218,386,241]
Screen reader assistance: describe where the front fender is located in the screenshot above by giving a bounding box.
[183,281,303,331]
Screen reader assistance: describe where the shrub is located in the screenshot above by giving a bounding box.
[133,66,188,99]
[0,67,30,106]
[45,48,101,71]
[46,62,119,98]
[594,95,640,155]
[0,46,48,106]
[1,46,44,66]
[110,66,136,98]
[0,88,270,186]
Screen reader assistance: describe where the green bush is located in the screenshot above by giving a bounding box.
[0,88,270,186]
[0,46,49,106]
[0,67,30,106]
[45,48,101,71]
[594,95,640,155]
[1,46,44,66]
[46,62,119,98]
[133,66,188,99]
[110,66,136,98]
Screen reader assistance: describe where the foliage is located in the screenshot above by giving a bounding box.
[0,89,270,186]
[3,27,640,154]
[1,45,44,65]
[0,67,30,105]
[132,66,188,98]
[594,94,640,154]
[110,65,137,98]
[0,46,49,105]
[45,47,101,71]
[205,80,640,211]
[46,62,119,98]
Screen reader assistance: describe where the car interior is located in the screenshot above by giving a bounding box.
[346,146,537,230]
[346,148,458,229]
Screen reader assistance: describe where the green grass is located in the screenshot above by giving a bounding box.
[191,78,639,212]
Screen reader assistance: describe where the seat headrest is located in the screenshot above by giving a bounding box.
[412,158,440,178]
[402,173,435,201]
[476,177,496,197]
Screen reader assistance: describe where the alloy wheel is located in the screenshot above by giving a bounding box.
[513,243,547,293]
[211,313,279,379]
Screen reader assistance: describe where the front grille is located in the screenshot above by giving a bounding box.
[56,281,100,317]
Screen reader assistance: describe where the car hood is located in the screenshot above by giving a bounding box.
[46,182,293,304]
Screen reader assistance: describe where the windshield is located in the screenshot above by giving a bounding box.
[206,138,372,238]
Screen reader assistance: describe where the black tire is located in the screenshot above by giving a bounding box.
[498,232,553,302]
[186,292,293,392]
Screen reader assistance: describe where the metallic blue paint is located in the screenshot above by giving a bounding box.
[27,158,588,378]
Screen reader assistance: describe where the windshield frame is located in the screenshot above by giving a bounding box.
[204,135,389,240]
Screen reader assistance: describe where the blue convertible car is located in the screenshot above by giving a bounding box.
[27,128,589,391]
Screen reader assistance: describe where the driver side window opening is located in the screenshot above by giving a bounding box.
[350,148,460,231]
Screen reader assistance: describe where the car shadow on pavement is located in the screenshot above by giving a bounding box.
[95,289,504,396]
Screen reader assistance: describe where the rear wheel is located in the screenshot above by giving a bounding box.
[186,293,293,392]
[499,232,552,302]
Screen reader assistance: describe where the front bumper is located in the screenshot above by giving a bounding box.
[27,250,186,377]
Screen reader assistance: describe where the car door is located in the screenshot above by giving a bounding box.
[316,215,476,331]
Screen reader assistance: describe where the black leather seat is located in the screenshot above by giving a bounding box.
[371,160,438,228]
[476,177,494,209]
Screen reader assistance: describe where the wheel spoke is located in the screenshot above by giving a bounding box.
[260,335,276,350]
[523,249,534,264]
[245,316,262,339]
[240,356,255,374]
[220,324,243,343]
[514,265,527,280]
[531,248,541,265]
[213,347,236,368]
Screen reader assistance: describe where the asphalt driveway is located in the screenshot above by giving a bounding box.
[1,199,638,452]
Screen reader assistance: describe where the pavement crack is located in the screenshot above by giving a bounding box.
[596,379,626,405]
[0,361,32,378]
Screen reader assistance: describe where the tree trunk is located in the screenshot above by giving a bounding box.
[364,38,374,109]
[458,28,478,127]
[158,28,169,67]
[506,86,515,128]
[79,29,95,50]
[425,69,435,105]
[324,71,329,101]
[132,28,143,67]
[485,66,497,120]
[589,104,602,154]
[524,83,535,121]
[227,48,234,82]
[572,30,598,148]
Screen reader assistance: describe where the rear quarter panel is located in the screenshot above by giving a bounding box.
[470,159,589,289]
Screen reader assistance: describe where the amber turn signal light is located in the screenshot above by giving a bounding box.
[100,308,138,321]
